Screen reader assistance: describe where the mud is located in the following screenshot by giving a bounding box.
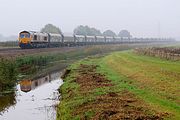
[74,91,167,120]
[75,64,112,91]
[69,64,168,120]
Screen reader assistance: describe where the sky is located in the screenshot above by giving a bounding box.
[0,0,180,38]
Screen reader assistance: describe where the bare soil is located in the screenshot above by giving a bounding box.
[76,64,113,91]
[66,64,168,120]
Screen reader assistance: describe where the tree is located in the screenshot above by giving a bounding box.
[73,25,88,36]
[103,30,116,37]
[41,24,62,34]
[90,28,102,36]
[118,30,132,38]
[74,25,102,36]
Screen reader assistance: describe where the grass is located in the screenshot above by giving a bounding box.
[0,59,17,93]
[98,51,180,119]
[101,51,180,102]
[57,50,180,120]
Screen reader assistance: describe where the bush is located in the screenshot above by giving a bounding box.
[0,59,17,92]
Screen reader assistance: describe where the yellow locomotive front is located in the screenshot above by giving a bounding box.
[20,80,32,92]
[19,31,32,48]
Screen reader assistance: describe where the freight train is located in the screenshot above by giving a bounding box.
[18,31,173,49]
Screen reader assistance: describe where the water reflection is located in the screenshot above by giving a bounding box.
[20,71,61,93]
[0,70,63,120]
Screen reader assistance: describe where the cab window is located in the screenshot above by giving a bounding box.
[20,33,30,38]
[25,34,30,38]
[20,34,25,38]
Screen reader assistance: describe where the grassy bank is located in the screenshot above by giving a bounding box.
[0,59,17,92]
[57,50,180,120]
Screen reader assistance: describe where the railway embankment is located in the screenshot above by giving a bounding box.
[57,50,180,120]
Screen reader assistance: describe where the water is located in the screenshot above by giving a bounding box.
[0,71,63,120]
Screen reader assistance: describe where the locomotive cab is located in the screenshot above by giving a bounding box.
[19,31,32,48]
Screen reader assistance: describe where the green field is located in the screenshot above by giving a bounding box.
[57,50,180,120]
[100,51,180,118]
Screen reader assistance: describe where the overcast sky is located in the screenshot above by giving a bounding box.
[0,0,179,38]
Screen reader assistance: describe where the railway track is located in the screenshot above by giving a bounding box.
[0,46,83,58]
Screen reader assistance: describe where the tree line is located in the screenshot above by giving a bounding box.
[41,24,132,38]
